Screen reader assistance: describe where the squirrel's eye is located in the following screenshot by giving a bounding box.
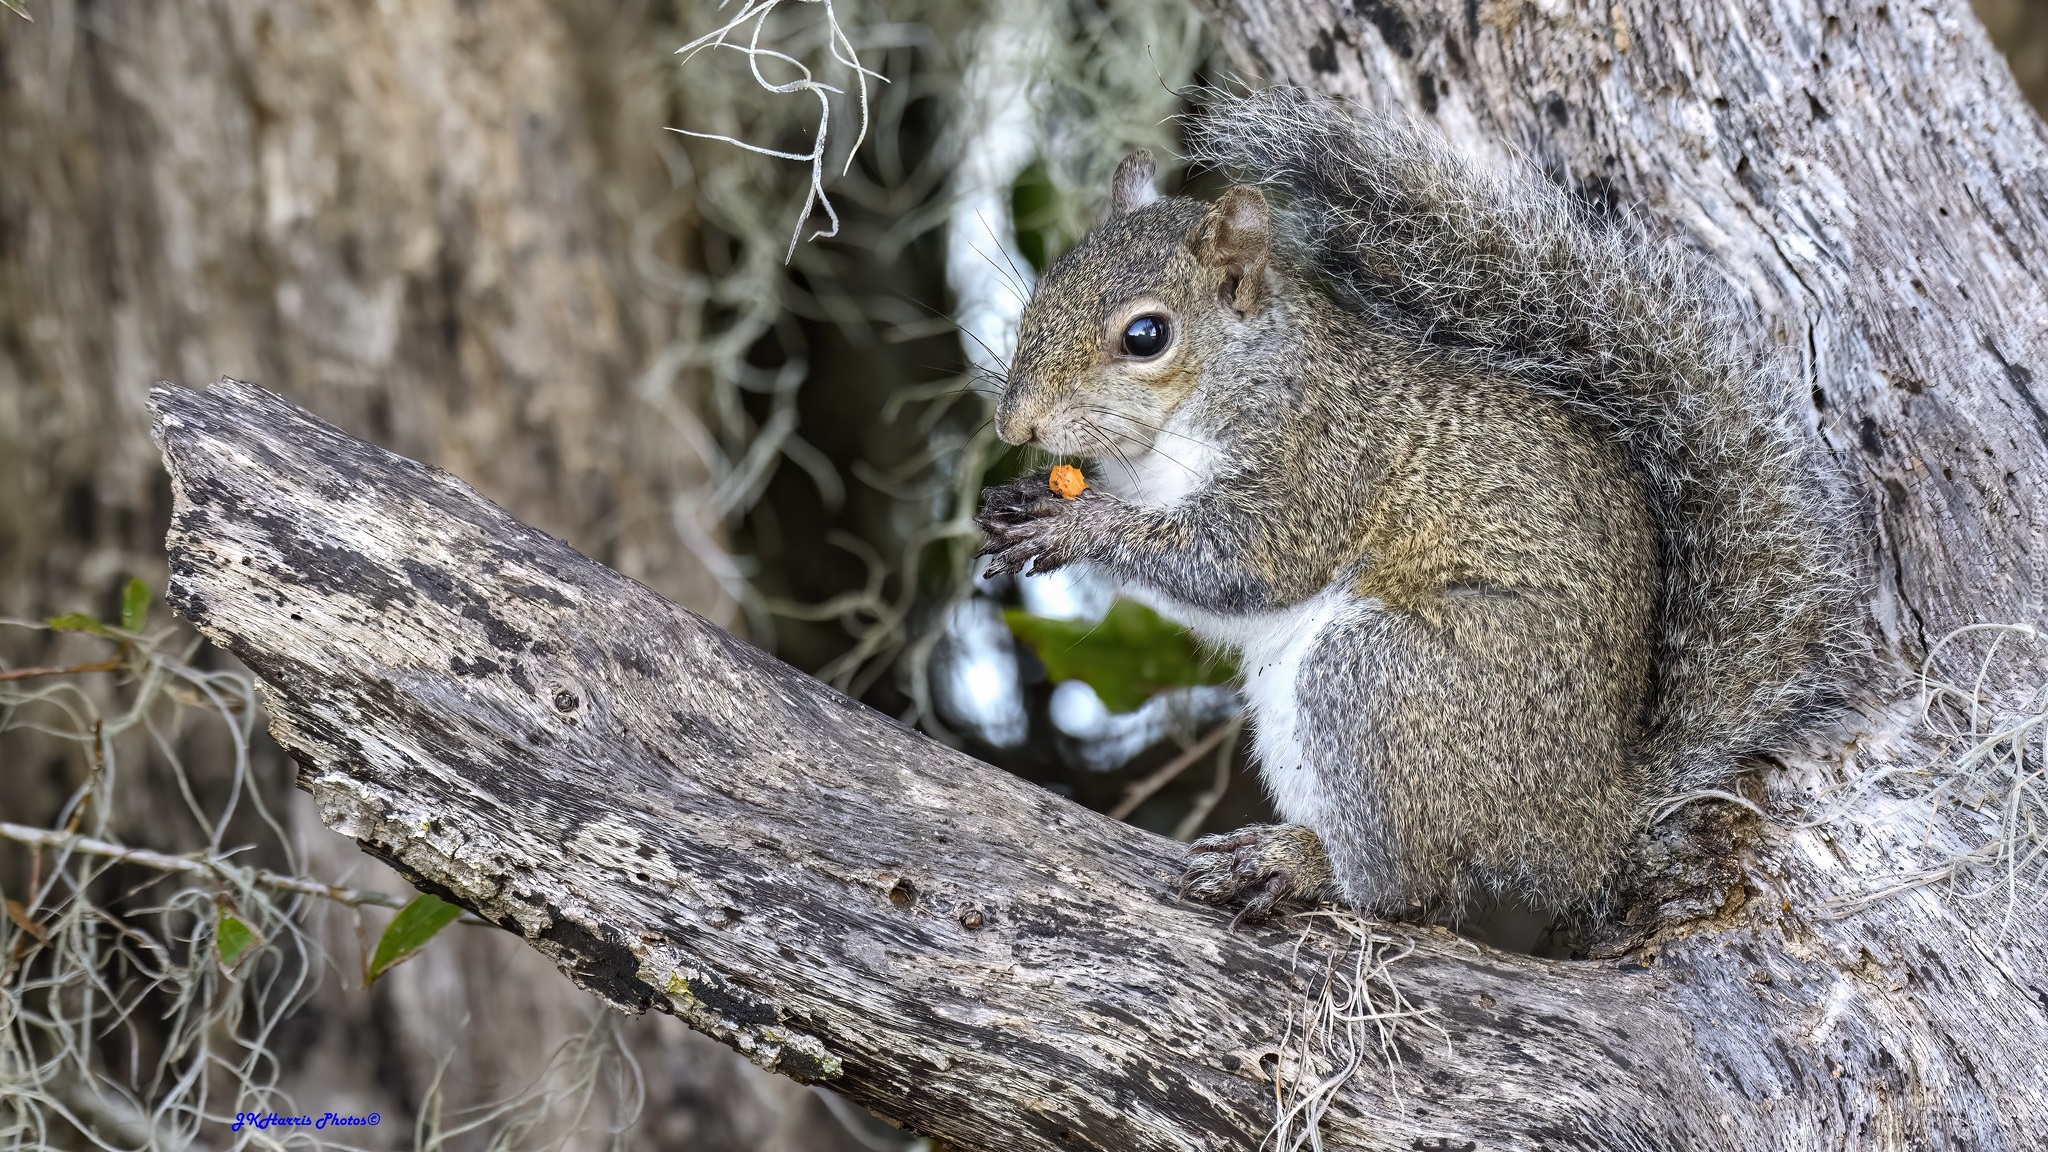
[1121,315,1169,358]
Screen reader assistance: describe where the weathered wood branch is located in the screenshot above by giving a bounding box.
[156,360,2044,1150]
[150,380,1705,1151]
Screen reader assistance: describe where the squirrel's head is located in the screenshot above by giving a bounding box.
[996,151,1274,456]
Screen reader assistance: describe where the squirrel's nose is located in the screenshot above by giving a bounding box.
[994,390,1035,445]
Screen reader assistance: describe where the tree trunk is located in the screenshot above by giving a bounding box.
[0,4,846,1146]
[1197,0,2048,1144]
[1200,0,2048,648]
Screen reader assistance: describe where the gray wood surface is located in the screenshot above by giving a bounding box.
[152,375,2043,1150]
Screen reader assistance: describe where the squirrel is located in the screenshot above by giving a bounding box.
[976,88,1854,921]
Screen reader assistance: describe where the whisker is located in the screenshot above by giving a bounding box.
[901,291,1019,366]
[906,380,1001,401]
[976,211,1036,301]
[953,362,1007,387]
[966,360,1011,388]
[1074,422,1129,480]
[897,289,1016,374]
[1085,406,1220,452]
[954,318,1017,376]
[1077,418,1142,482]
[958,218,1028,305]
[1075,405,1203,477]
[972,247,1031,307]
[1106,426,1186,478]
[964,414,997,446]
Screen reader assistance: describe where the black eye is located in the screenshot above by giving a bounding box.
[1121,315,1169,358]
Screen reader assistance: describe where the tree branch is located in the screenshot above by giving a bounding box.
[145,379,1825,1150]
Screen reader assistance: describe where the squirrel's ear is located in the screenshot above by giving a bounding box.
[1108,150,1160,217]
[1196,186,1271,318]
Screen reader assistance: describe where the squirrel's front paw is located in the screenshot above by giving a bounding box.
[1181,823,1335,924]
[975,476,1088,578]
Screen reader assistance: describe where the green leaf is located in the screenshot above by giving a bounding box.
[366,894,464,984]
[215,910,262,973]
[1009,159,1072,274]
[46,612,111,637]
[120,578,151,633]
[1005,599,1237,714]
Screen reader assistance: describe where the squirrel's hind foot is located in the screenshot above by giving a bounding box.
[1180,823,1335,925]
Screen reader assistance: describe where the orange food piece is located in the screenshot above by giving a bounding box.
[1048,464,1089,499]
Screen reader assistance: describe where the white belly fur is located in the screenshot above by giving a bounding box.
[1123,582,1377,827]
[1090,410,1219,509]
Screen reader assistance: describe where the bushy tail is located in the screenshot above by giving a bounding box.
[1185,88,1857,793]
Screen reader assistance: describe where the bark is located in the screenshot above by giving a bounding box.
[0,0,728,624]
[1202,0,2048,650]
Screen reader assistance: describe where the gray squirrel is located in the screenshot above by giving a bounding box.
[976,88,1854,920]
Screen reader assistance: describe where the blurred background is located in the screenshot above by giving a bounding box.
[1,1,2042,1148]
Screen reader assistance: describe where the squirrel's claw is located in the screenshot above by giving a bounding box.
[976,481,1039,519]
[975,476,1082,577]
[981,539,1066,579]
[1180,823,1335,923]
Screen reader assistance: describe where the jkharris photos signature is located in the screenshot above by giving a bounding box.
[231,1111,381,1132]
